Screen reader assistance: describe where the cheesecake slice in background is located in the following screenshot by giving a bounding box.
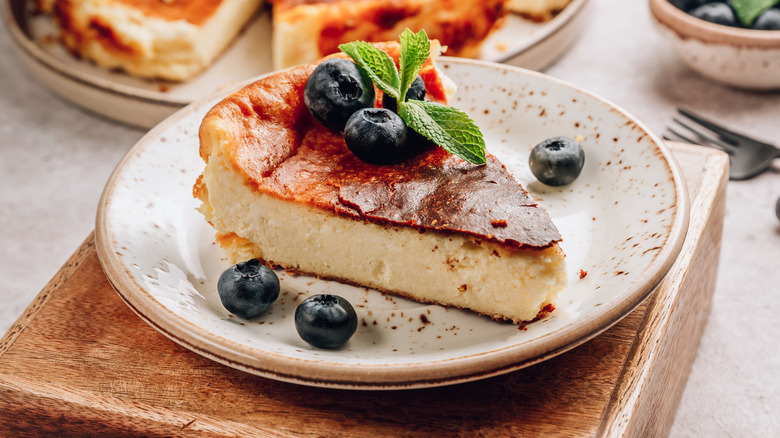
[37,0,262,81]
[270,0,509,69]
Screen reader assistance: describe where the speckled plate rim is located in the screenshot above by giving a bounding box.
[2,0,591,111]
[95,58,689,390]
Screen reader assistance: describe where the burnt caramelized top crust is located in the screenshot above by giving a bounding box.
[111,0,223,25]
[270,0,508,57]
[39,0,224,25]
[199,42,561,249]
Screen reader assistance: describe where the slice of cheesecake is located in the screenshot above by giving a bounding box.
[507,0,572,22]
[194,42,567,323]
[270,0,509,69]
[37,0,262,81]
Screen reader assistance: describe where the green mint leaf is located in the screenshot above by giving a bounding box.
[399,100,486,165]
[339,41,400,99]
[398,29,431,103]
[731,0,779,26]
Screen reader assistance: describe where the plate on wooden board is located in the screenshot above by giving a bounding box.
[2,0,591,128]
[95,58,689,390]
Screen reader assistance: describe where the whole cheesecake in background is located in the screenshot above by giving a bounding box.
[194,41,568,323]
[35,0,262,81]
[270,0,509,69]
[507,0,572,21]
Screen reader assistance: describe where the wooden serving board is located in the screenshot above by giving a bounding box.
[0,143,727,437]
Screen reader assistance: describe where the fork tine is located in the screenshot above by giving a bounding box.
[677,108,751,146]
[666,127,734,155]
[673,117,740,153]
[666,127,703,146]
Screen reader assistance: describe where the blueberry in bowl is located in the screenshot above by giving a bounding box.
[650,0,780,89]
[688,2,739,26]
[754,8,780,30]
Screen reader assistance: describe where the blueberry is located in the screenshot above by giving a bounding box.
[689,3,738,26]
[528,136,585,186]
[295,294,358,349]
[217,259,280,319]
[775,196,780,223]
[753,9,780,30]
[344,107,408,164]
[669,0,710,13]
[382,75,426,113]
[304,58,376,132]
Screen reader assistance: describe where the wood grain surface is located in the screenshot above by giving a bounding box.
[0,143,728,437]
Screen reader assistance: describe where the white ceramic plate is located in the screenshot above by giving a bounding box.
[3,0,591,128]
[96,58,689,390]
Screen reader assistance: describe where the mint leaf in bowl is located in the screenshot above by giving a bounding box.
[732,0,779,26]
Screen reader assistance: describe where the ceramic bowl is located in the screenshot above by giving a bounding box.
[649,0,780,90]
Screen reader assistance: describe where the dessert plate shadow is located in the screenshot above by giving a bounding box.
[2,0,591,129]
[95,58,689,390]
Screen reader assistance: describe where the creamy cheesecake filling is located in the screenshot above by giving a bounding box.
[198,150,567,323]
[47,0,262,81]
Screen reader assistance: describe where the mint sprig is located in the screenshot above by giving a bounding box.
[398,29,430,99]
[339,42,400,100]
[732,0,779,26]
[339,29,486,165]
[400,101,486,164]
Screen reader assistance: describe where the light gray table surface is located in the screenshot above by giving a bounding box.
[1,0,778,436]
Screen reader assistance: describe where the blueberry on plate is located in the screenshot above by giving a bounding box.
[528,136,585,186]
[304,58,376,132]
[217,259,280,319]
[382,75,427,113]
[344,107,408,164]
[689,2,738,27]
[753,9,780,30]
[295,294,358,349]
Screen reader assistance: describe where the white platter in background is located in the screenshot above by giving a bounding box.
[2,0,591,128]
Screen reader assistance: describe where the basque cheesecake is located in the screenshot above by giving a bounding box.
[36,0,262,81]
[194,41,567,323]
[270,0,509,69]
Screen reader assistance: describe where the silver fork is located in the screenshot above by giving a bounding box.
[664,108,780,180]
